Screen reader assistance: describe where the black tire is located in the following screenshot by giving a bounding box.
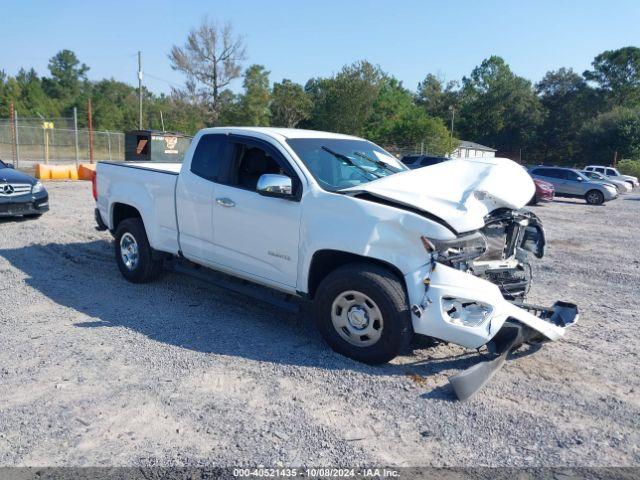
[313,262,413,364]
[585,189,604,205]
[114,218,163,283]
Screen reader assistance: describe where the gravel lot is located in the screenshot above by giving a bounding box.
[0,181,638,467]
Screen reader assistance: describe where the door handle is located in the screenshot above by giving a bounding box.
[216,197,235,208]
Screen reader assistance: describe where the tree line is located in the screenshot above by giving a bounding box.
[1,18,639,165]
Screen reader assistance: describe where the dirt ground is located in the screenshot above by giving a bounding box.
[0,182,638,467]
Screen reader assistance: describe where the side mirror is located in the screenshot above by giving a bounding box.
[257,173,293,198]
[5,162,14,169]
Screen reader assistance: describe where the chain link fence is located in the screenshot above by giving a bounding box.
[381,141,450,159]
[0,117,124,174]
[0,119,452,174]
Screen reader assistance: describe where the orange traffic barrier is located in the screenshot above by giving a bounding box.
[77,163,96,180]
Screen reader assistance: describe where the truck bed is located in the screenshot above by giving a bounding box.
[99,161,182,175]
[96,161,182,255]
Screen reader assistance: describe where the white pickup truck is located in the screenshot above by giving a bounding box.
[95,127,577,398]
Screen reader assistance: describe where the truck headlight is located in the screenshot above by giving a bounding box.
[421,232,487,264]
[31,181,44,194]
[441,297,493,327]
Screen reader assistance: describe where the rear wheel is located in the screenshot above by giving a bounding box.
[585,189,604,205]
[114,218,163,283]
[313,263,413,364]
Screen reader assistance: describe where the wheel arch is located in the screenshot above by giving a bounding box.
[306,249,406,300]
[111,202,143,231]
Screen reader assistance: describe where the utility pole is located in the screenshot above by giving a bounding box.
[138,51,143,129]
[160,111,165,132]
[9,102,17,165]
[88,99,94,164]
[14,109,20,169]
[73,107,79,167]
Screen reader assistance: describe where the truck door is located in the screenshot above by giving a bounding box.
[175,134,229,264]
[211,135,302,289]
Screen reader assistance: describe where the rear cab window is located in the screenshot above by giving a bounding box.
[190,134,229,181]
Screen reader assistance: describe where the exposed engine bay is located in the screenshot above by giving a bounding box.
[424,208,546,302]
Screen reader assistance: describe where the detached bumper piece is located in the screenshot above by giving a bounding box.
[449,301,578,401]
[517,301,579,329]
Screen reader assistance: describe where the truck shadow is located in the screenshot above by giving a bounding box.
[0,240,489,400]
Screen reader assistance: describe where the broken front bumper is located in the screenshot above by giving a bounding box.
[405,261,578,349]
[406,261,578,400]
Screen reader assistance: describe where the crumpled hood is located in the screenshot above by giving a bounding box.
[344,157,535,233]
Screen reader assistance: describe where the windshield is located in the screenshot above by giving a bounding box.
[0,160,7,169]
[286,138,406,191]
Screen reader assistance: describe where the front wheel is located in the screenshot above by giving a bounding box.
[114,218,163,283]
[313,263,413,364]
[585,189,604,205]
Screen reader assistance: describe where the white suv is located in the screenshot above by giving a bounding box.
[584,165,639,188]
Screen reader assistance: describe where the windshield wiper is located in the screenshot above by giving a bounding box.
[320,146,382,179]
[352,151,401,174]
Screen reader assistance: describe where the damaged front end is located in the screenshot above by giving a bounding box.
[408,208,578,400]
[424,208,546,300]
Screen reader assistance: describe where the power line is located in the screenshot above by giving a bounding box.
[144,72,184,89]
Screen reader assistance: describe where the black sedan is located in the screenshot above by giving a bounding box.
[0,159,49,218]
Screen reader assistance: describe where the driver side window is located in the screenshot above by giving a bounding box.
[564,170,581,181]
[219,138,299,196]
[231,144,282,191]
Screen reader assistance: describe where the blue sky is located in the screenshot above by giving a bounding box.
[2,0,639,94]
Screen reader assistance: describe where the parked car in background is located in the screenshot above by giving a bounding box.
[401,155,449,170]
[0,159,49,218]
[530,178,555,204]
[581,170,631,193]
[529,166,618,205]
[584,165,639,188]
